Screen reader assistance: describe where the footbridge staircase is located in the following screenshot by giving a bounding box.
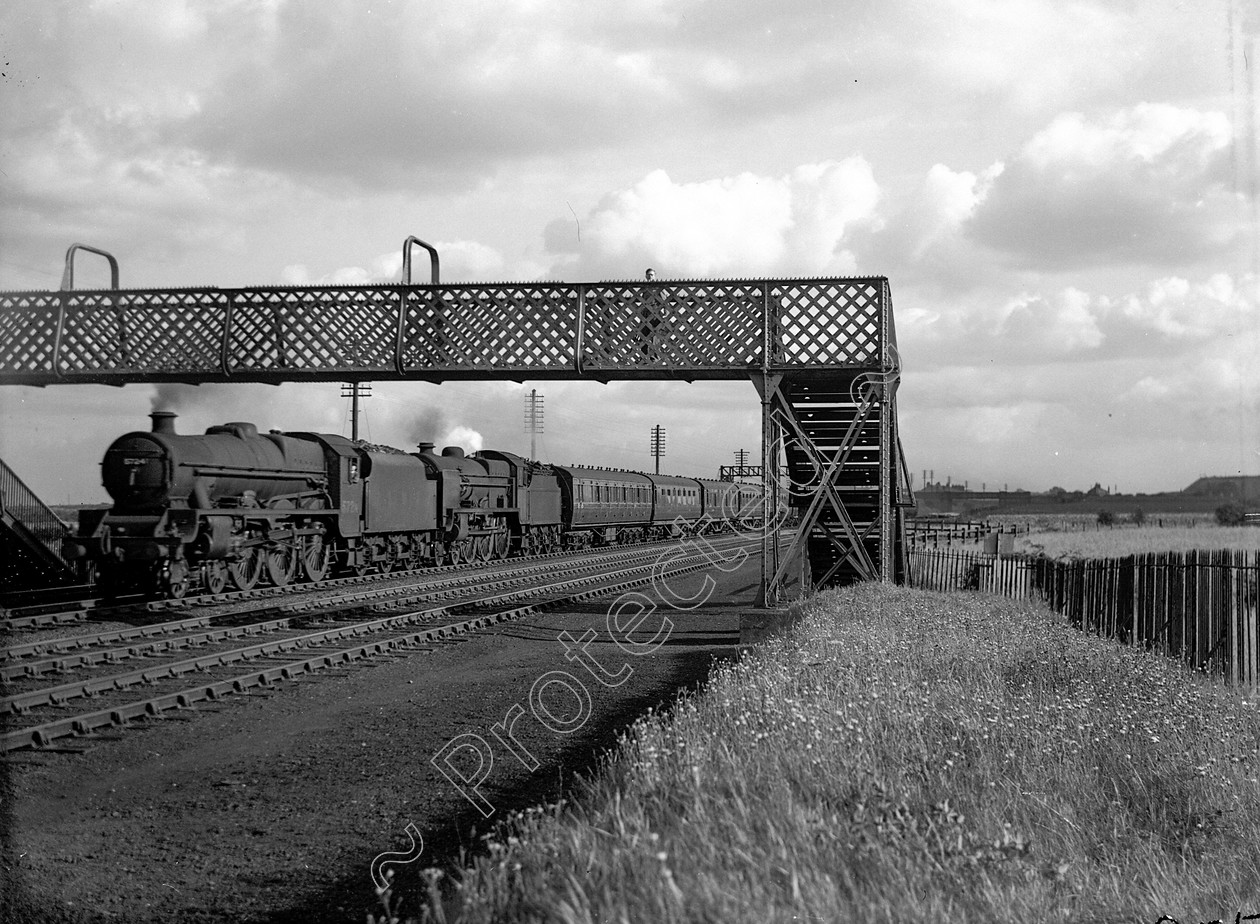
[0,457,79,599]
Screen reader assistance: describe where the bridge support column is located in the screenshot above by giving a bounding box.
[755,372,783,608]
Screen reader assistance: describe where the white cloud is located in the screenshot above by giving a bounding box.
[867,162,1004,281]
[1021,104,1230,172]
[907,0,1128,110]
[899,269,1259,382]
[563,160,880,278]
[1119,272,1257,339]
[284,240,551,286]
[1001,287,1105,353]
[919,164,994,242]
[580,169,792,276]
[967,103,1240,268]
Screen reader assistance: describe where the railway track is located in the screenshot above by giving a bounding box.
[0,543,592,631]
[1,542,671,669]
[1,533,759,753]
[1,543,681,686]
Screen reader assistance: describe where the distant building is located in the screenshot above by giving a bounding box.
[920,481,967,493]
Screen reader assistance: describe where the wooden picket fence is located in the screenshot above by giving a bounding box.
[908,548,1259,687]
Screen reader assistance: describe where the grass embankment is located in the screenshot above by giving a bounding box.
[416,584,1259,923]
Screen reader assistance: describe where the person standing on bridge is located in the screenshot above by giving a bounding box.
[638,268,667,364]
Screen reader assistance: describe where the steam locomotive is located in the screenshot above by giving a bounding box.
[69,411,766,599]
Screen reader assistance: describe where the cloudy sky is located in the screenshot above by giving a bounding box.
[1,0,1256,504]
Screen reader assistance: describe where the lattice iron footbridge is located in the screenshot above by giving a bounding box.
[0,241,914,602]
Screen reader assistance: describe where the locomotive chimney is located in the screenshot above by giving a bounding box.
[150,411,178,434]
[417,441,436,454]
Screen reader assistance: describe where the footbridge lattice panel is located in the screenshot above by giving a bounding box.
[1,277,888,384]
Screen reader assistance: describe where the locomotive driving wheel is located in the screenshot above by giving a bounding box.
[446,538,472,565]
[491,529,510,560]
[471,534,491,563]
[300,532,329,582]
[265,539,297,587]
[202,560,229,594]
[229,547,265,591]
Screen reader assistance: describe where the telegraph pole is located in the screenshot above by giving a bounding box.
[650,425,666,474]
[340,382,372,441]
[524,388,544,459]
[734,448,749,471]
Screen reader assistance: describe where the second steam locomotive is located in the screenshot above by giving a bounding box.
[70,411,766,598]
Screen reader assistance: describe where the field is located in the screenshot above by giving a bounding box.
[919,515,1260,560]
[994,512,1214,533]
[1000,519,1260,561]
[389,584,1260,924]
